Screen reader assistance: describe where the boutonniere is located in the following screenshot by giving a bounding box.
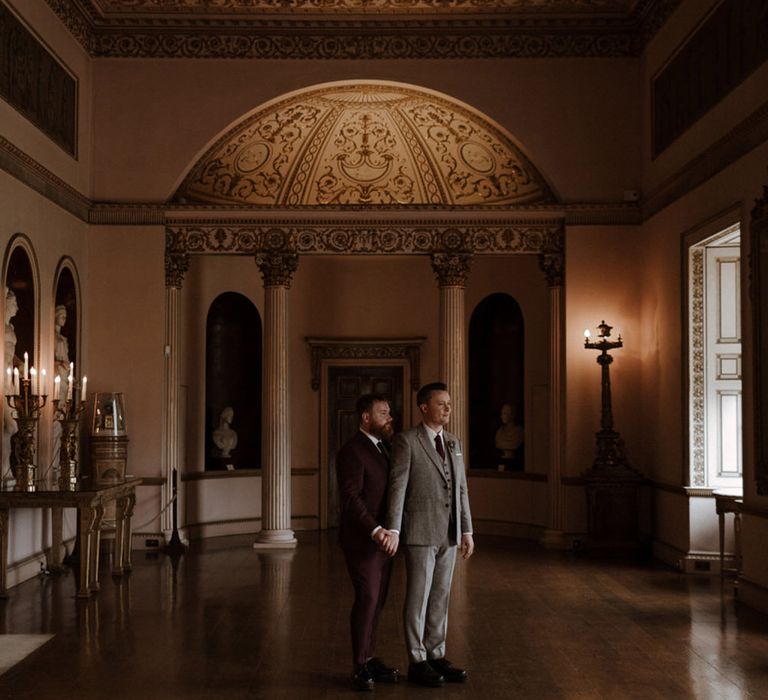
[446,440,455,453]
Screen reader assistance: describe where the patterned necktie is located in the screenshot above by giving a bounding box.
[435,433,445,461]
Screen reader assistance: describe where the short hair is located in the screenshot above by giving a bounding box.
[417,382,447,407]
[355,393,390,420]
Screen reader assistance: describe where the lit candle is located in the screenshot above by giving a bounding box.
[5,367,10,392]
[53,375,61,401]
[13,367,19,395]
[69,361,74,380]
[41,368,47,396]
[66,374,73,401]
[23,352,28,379]
[30,367,37,395]
[81,376,87,403]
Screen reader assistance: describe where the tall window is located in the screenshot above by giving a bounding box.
[688,224,742,488]
[468,293,525,471]
[205,293,262,471]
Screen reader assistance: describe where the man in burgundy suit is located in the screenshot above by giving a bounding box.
[337,393,400,691]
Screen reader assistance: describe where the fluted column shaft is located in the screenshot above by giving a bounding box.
[162,253,189,540]
[539,251,566,543]
[254,253,298,549]
[431,254,471,452]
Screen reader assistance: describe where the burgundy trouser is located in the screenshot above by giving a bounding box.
[343,546,393,666]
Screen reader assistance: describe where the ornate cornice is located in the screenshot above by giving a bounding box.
[305,336,425,391]
[431,253,472,287]
[255,251,299,287]
[0,135,90,221]
[46,0,680,59]
[165,223,563,256]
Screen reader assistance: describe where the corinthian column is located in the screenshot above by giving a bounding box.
[538,250,567,548]
[431,253,472,452]
[254,252,299,549]
[162,251,189,542]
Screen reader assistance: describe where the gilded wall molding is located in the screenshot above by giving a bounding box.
[689,247,705,487]
[305,337,426,391]
[164,223,564,256]
[46,0,679,59]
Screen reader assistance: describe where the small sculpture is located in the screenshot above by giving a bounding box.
[495,402,523,470]
[212,406,238,460]
[54,305,70,390]
[3,288,19,477]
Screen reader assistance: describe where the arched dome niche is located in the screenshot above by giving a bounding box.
[174,81,554,207]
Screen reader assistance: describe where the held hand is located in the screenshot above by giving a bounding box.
[460,533,475,560]
[383,531,399,557]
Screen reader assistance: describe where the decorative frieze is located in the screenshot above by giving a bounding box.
[165,224,563,256]
[45,0,680,59]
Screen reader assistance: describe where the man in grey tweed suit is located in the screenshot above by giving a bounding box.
[386,382,474,687]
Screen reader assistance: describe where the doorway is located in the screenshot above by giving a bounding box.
[688,223,742,488]
[324,364,405,528]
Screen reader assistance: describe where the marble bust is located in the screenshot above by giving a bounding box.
[495,402,523,459]
[212,406,238,459]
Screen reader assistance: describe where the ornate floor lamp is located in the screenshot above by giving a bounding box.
[583,321,647,556]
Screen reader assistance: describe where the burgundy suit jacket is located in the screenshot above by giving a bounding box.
[336,430,390,551]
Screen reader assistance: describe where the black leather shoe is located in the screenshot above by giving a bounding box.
[407,661,444,687]
[367,657,399,683]
[429,658,467,683]
[352,663,374,691]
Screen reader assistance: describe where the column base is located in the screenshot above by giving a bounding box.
[539,529,571,550]
[253,529,298,549]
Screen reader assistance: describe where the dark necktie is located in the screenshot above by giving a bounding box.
[376,441,389,461]
[435,433,445,461]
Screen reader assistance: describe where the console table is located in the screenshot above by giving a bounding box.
[0,478,141,598]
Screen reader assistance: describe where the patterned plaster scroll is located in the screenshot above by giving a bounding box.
[165,223,563,256]
[175,84,553,207]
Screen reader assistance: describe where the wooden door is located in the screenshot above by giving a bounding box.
[327,366,403,528]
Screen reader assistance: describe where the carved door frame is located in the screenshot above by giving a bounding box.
[307,337,423,529]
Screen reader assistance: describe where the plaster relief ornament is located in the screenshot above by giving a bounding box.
[177,82,552,207]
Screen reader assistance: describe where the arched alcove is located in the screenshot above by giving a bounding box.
[469,292,525,471]
[205,292,262,471]
[53,261,79,376]
[173,80,555,207]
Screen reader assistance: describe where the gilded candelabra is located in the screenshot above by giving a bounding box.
[583,320,627,469]
[53,394,86,491]
[5,376,47,491]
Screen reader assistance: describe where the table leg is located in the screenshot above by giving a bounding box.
[122,492,136,572]
[718,509,725,579]
[113,496,127,576]
[50,506,64,572]
[78,505,96,598]
[88,504,105,593]
[0,507,9,598]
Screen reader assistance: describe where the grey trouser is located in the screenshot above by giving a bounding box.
[403,539,457,663]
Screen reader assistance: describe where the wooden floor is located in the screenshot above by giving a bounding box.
[2,532,768,699]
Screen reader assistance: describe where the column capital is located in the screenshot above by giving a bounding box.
[538,252,564,287]
[165,252,190,289]
[256,252,299,288]
[431,253,472,287]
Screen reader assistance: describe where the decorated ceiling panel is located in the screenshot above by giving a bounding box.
[176,83,553,207]
[90,0,638,16]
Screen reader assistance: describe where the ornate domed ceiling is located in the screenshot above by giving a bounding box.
[175,82,554,207]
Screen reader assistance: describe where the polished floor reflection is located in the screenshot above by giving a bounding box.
[2,532,768,699]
